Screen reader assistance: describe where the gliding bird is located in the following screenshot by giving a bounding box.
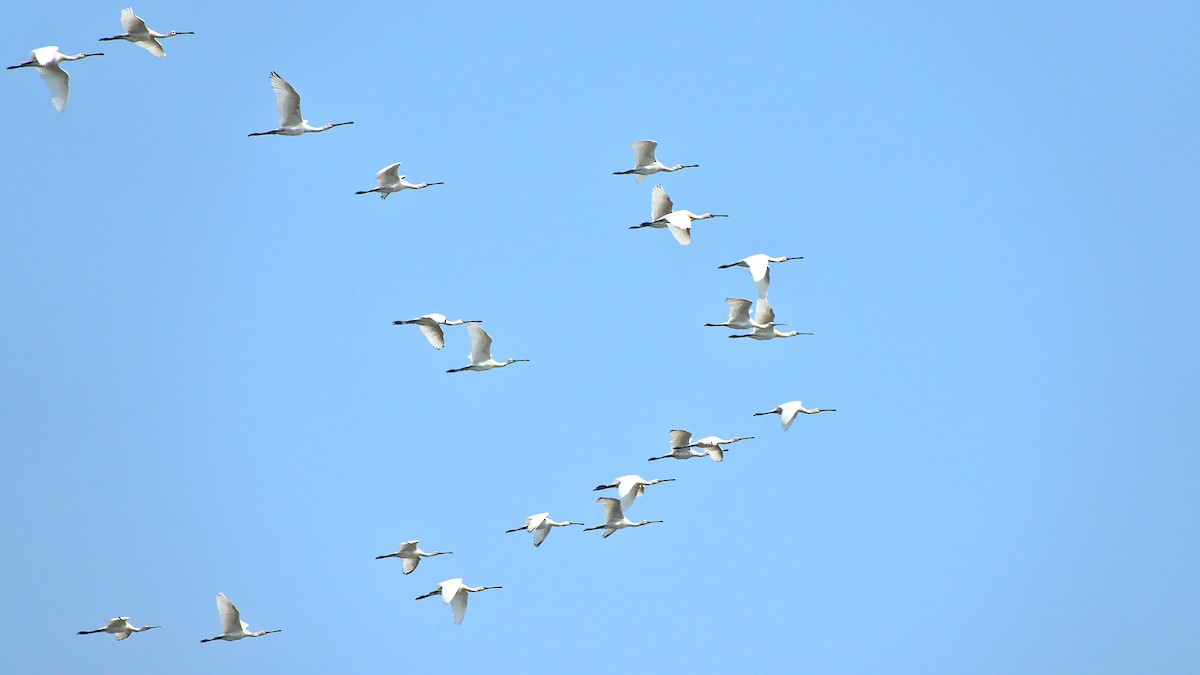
[718,254,804,299]
[592,474,674,512]
[98,7,193,57]
[415,579,502,625]
[583,497,663,538]
[505,513,583,547]
[199,593,281,643]
[754,401,837,430]
[356,162,444,199]
[77,617,161,641]
[613,140,698,182]
[375,540,452,574]
[705,297,785,330]
[446,324,529,373]
[392,314,481,350]
[647,429,707,461]
[629,185,727,246]
[248,72,353,137]
[729,299,812,340]
[6,47,103,112]
[679,435,755,462]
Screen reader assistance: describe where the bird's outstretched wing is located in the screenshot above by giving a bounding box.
[650,185,672,222]
[664,212,692,246]
[377,162,402,186]
[532,525,550,547]
[754,298,776,326]
[417,321,446,350]
[466,324,493,364]
[450,588,469,624]
[216,593,241,635]
[36,66,69,113]
[632,140,657,167]
[598,496,624,522]
[669,429,691,449]
[780,403,802,430]
[269,72,303,127]
[725,298,753,324]
[121,7,148,35]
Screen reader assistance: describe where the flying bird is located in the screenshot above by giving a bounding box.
[447,324,529,373]
[612,140,698,182]
[629,185,727,246]
[392,314,482,350]
[505,513,583,547]
[199,593,281,643]
[98,7,193,57]
[77,617,161,641]
[415,579,502,625]
[718,254,804,299]
[592,475,674,512]
[647,429,707,461]
[705,297,786,330]
[356,163,444,199]
[729,299,812,340]
[248,72,353,137]
[754,401,837,430]
[375,540,452,574]
[679,435,754,462]
[583,497,663,538]
[6,47,103,112]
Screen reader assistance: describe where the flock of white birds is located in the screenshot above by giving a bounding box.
[16,6,839,641]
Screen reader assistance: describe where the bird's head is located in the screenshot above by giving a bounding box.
[170,31,196,36]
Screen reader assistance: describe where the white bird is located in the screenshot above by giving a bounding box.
[6,47,104,112]
[375,540,452,574]
[248,72,353,137]
[729,299,812,340]
[392,314,482,350]
[583,497,663,538]
[505,513,584,547]
[680,435,755,462]
[98,7,193,57]
[592,474,675,512]
[356,162,444,199]
[77,617,161,641]
[612,140,698,182]
[754,401,837,430]
[628,185,727,246]
[447,324,529,373]
[647,429,706,461]
[718,254,804,299]
[199,593,281,643]
[705,297,787,330]
[415,579,502,625]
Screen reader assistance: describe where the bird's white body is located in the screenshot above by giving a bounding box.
[200,593,281,643]
[583,497,663,538]
[683,435,754,462]
[629,186,727,246]
[754,401,837,430]
[506,512,583,547]
[77,617,161,641]
[592,474,674,512]
[729,299,811,340]
[718,254,803,299]
[6,46,103,112]
[706,298,784,330]
[392,314,481,350]
[248,72,353,137]
[357,162,444,199]
[613,141,698,182]
[99,7,193,57]
[375,540,452,574]
[415,578,501,624]
[447,324,528,373]
[648,429,707,461]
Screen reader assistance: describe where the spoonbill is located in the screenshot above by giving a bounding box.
[679,435,754,462]
[6,47,103,112]
[729,299,812,340]
[613,140,698,182]
[248,72,353,137]
[505,513,584,547]
[584,497,663,538]
[647,429,706,461]
[754,401,837,430]
[705,297,786,330]
[98,7,193,57]
[77,617,161,641]
[447,324,528,373]
[356,162,444,199]
[718,254,804,299]
[592,475,674,512]
[392,314,481,350]
[629,185,727,246]
[375,540,452,574]
[415,579,502,625]
[200,593,281,643]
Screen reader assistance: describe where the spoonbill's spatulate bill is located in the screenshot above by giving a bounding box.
[99,7,193,57]
[248,72,353,137]
[392,314,482,350]
[718,254,804,299]
[356,163,444,199]
[77,617,161,641]
[375,540,452,574]
[613,140,698,182]
[583,497,663,538]
[6,47,103,112]
[754,401,837,430]
[199,593,281,643]
[415,579,501,624]
[629,185,727,246]
[505,513,584,547]
[446,324,528,373]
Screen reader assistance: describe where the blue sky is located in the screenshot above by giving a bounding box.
[2,1,1198,672]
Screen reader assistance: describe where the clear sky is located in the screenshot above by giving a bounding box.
[2,1,1198,673]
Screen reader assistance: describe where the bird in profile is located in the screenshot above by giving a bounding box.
[7,47,103,112]
[77,617,161,641]
[392,314,481,350]
[583,497,663,538]
[705,297,787,330]
[678,435,755,462]
[613,140,698,182]
[592,475,674,512]
[718,254,804,299]
[98,7,193,57]
[356,163,444,199]
[447,324,529,373]
[505,513,584,547]
[199,593,281,643]
[647,429,707,461]
[754,401,837,430]
[415,579,502,625]
[629,185,727,246]
[248,72,353,137]
[375,540,452,574]
[729,299,812,340]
